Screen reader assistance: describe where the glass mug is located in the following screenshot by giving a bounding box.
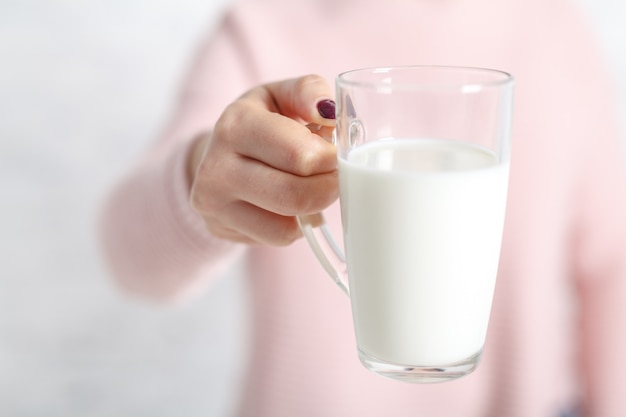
[298,65,514,383]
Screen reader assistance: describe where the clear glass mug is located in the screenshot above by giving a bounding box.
[298,66,514,383]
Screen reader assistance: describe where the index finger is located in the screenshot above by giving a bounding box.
[222,104,337,177]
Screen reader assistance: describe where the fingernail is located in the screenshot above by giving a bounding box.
[317,99,336,119]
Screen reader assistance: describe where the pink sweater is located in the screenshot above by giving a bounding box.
[101,0,626,415]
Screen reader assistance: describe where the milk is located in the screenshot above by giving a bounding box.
[338,138,509,366]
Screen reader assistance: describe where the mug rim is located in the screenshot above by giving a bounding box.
[336,65,514,91]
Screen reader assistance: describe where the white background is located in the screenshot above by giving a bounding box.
[1,1,624,416]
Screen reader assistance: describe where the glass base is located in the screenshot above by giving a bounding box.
[358,349,482,383]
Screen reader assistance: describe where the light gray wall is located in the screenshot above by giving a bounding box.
[1,1,248,416]
[1,1,624,416]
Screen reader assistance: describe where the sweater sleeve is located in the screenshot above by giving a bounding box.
[99,11,257,302]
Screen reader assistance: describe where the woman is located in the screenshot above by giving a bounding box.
[101,0,626,415]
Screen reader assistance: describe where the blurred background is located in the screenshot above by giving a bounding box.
[0,0,624,416]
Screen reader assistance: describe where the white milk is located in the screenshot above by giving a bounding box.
[339,138,509,366]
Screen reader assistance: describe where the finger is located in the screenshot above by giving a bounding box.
[204,224,257,245]
[212,201,302,246]
[228,155,339,216]
[216,103,337,176]
[259,74,336,127]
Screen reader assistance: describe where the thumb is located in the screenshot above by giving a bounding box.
[263,74,336,127]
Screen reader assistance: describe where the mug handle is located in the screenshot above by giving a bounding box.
[297,213,349,296]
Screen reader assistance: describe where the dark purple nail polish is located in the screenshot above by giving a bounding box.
[317,99,336,119]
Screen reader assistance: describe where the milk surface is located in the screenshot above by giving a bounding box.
[339,138,509,366]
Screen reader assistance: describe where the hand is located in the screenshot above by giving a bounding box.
[187,75,338,246]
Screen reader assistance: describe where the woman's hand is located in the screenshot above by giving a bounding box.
[187,74,338,246]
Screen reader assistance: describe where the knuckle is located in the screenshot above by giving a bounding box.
[288,134,335,177]
[288,135,336,177]
[284,143,318,177]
